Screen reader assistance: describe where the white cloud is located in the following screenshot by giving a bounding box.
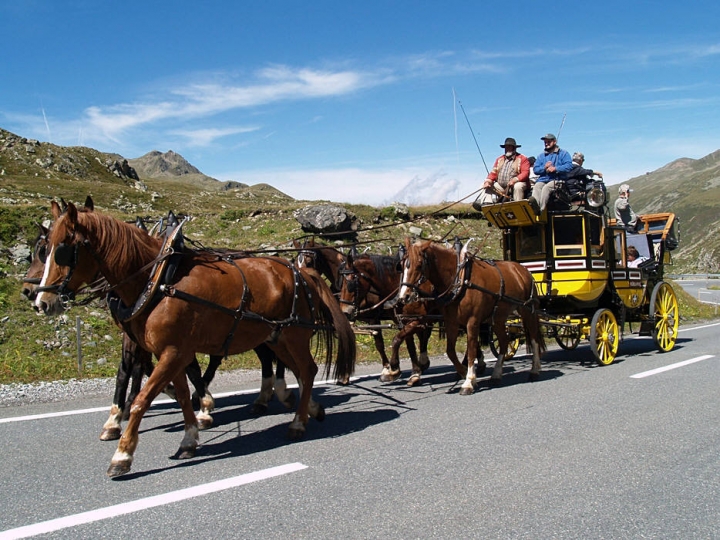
[168,126,259,147]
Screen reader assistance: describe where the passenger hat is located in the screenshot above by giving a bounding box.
[540,133,557,141]
[619,183,632,194]
[500,137,520,148]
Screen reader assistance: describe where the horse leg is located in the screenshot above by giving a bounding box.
[100,337,136,441]
[272,335,319,439]
[373,330,393,382]
[417,323,432,373]
[522,308,543,382]
[459,320,481,395]
[252,344,279,414]
[107,352,197,478]
[383,329,406,383]
[273,359,296,410]
[404,327,422,387]
[186,356,214,430]
[490,318,509,385]
[443,311,467,380]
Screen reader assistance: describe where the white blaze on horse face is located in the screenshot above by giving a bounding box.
[398,262,412,301]
[34,244,55,311]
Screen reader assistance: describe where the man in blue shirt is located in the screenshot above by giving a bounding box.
[528,133,573,214]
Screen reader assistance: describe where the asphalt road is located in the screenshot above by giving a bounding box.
[1,321,719,539]
[673,278,720,305]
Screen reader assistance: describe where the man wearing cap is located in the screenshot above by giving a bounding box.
[474,137,530,207]
[528,133,573,214]
[614,184,639,231]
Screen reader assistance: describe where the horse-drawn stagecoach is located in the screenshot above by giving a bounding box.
[479,177,680,365]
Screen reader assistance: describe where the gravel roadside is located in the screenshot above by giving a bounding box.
[0,360,392,409]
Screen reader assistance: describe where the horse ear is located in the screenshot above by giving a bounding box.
[66,202,79,224]
[51,201,63,220]
[84,196,94,211]
[36,222,49,236]
[60,198,68,212]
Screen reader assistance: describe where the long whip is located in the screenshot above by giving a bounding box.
[457,99,489,175]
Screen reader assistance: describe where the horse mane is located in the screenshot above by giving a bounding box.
[355,253,399,281]
[74,211,162,270]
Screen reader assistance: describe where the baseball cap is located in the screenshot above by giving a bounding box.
[619,184,632,194]
[541,133,557,141]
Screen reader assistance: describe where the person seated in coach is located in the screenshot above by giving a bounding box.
[561,152,603,198]
[474,137,530,207]
[528,133,573,214]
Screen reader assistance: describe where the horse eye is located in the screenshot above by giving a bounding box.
[38,246,47,264]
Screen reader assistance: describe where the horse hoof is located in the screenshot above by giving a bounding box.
[177,448,196,460]
[459,386,475,396]
[287,427,306,440]
[99,427,121,441]
[251,403,268,416]
[474,363,487,377]
[107,462,131,478]
[489,377,502,386]
[528,373,540,382]
[379,371,401,383]
[315,405,326,422]
[407,375,422,387]
[197,416,213,430]
[418,360,431,373]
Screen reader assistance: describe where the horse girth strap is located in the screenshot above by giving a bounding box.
[461,258,525,308]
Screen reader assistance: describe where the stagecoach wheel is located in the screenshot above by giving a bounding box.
[590,308,619,366]
[489,328,520,360]
[555,326,580,350]
[650,281,679,353]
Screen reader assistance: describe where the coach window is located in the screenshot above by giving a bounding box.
[516,225,545,259]
[553,215,585,257]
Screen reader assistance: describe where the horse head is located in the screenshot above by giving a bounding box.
[34,202,100,315]
[21,222,50,301]
[398,238,434,304]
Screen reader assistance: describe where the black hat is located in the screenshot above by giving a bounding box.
[541,133,557,141]
[500,137,520,148]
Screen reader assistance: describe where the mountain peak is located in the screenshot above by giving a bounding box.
[129,150,202,178]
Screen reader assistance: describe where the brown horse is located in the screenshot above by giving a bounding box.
[337,249,435,386]
[398,238,544,394]
[20,201,233,439]
[35,202,355,477]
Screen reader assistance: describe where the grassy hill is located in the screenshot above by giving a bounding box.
[0,126,717,384]
[612,150,720,273]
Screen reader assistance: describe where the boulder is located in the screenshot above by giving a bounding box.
[294,204,358,236]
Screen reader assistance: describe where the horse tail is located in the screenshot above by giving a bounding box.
[303,268,356,381]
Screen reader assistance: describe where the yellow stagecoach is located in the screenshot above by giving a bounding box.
[480,179,680,365]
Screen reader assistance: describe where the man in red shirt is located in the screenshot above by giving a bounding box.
[474,137,530,207]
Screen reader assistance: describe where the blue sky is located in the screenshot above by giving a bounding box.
[2,1,719,206]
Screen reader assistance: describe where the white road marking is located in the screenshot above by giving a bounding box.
[631,355,715,379]
[678,321,720,332]
[0,462,307,540]
[0,374,374,425]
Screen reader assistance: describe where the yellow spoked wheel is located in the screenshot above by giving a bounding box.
[555,325,581,350]
[650,282,679,352]
[590,308,619,366]
[489,329,521,360]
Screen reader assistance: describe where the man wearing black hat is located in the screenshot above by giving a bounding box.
[474,137,530,207]
[528,133,573,214]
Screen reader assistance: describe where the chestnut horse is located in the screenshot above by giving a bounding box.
[398,238,544,395]
[34,202,355,477]
[337,249,435,386]
[19,202,280,439]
